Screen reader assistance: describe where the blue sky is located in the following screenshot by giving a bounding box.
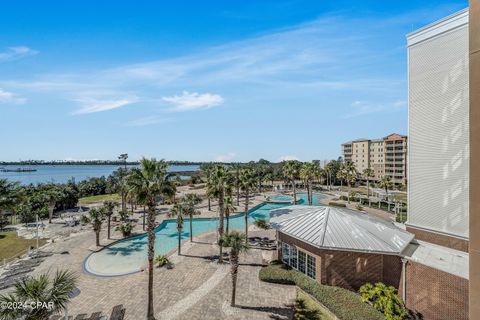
[0,0,467,162]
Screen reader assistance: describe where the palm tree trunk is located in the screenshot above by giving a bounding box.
[244,192,249,242]
[208,198,211,211]
[107,216,111,239]
[230,254,239,307]
[143,206,146,231]
[147,204,156,320]
[218,189,225,264]
[177,227,182,255]
[96,231,100,246]
[190,217,193,242]
[348,181,351,204]
[292,180,297,204]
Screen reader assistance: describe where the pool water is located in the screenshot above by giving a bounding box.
[84,193,324,276]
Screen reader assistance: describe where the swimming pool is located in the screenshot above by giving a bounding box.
[84,193,324,276]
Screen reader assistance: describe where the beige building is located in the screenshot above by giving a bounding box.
[341,133,407,184]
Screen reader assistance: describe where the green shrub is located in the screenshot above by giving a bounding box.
[329,202,346,208]
[253,218,270,230]
[154,255,171,268]
[355,204,364,211]
[259,263,384,320]
[359,283,407,320]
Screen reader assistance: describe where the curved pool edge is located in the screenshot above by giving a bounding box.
[82,202,268,277]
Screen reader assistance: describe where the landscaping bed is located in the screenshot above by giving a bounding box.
[259,262,384,320]
[0,232,47,261]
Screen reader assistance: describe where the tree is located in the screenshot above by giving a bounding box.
[126,158,175,320]
[103,200,118,239]
[181,193,202,242]
[0,270,77,320]
[0,179,20,224]
[253,218,269,230]
[300,162,318,205]
[41,185,62,224]
[224,196,236,234]
[118,153,129,212]
[207,165,229,263]
[81,208,105,247]
[378,176,393,203]
[341,161,357,203]
[360,282,407,320]
[169,202,185,255]
[219,231,250,307]
[283,161,301,203]
[363,168,375,207]
[230,163,242,206]
[240,169,256,241]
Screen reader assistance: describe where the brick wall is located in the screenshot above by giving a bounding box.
[405,261,469,320]
[278,232,401,291]
[406,226,469,252]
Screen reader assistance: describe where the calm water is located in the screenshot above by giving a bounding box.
[0,164,200,185]
[84,193,325,276]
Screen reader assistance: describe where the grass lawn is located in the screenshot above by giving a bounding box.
[295,290,334,320]
[79,193,120,205]
[0,232,47,261]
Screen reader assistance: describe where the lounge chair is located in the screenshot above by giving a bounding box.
[110,304,126,320]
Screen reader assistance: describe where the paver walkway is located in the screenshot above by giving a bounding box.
[8,227,294,320]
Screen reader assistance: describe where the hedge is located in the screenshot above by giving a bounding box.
[259,262,384,320]
[328,201,347,207]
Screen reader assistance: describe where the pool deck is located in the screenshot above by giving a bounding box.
[14,228,295,319]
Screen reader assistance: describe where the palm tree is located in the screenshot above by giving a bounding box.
[41,185,62,224]
[283,161,301,203]
[224,196,236,234]
[0,179,20,225]
[0,270,77,320]
[378,176,393,203]
[207,165,230,263]
[219,231,249,307]
[363,168,374,207]
[342,161,357,203]
[181,193,202,242]
[300,162,317,205]
[126,158,175,320]
[103,200,118,239]
[230,163,242,206]
[81,207,105,247]
[118,153,129,212]
[240,169,256,241]
[169,203,185,255]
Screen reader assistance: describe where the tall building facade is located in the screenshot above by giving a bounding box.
[407,7,472,319]
[341,133,407,184]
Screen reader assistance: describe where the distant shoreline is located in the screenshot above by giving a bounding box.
[0,161,219,166]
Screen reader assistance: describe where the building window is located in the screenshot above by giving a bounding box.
[282,243,290,264]
[290,246,298,269]
[281,242,316,280]
[298,250,306,273]
[307,255,316,279]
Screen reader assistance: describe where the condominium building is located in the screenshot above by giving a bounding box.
[406,7,475,319]
[341,133,407,184]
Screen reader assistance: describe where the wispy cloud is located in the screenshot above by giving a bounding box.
[72,96,139,115]
[278,155,300,162]
[126,115,169,127]
[0,46,38,62]
[0,88,26,104]
[214,152,236,162]
[162,91,224,112]
[343,100,406,118]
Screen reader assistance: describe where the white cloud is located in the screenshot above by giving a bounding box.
[214,152,236,162]
[0,46,38,62]
[162,91,224,112]
[277,155,300,162]
[126,116,169,127]
[0,88,26,104]
[343,100,406,118]
[72,97,138,115]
